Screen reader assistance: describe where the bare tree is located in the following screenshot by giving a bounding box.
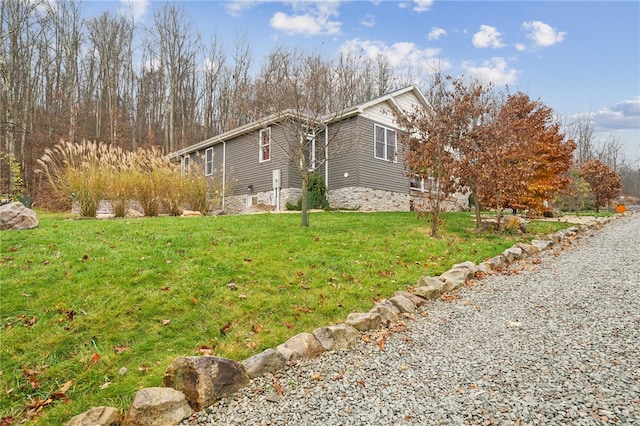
[86,12,134,145]
[566,113,597,165]
[199,34,226,138]
[149,4,201,152]
[255,46,358,226]
[396,72,465,237]
[217,34,254,131]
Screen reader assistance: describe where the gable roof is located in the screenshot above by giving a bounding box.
[168,85,428,159]
[325,85,429,122]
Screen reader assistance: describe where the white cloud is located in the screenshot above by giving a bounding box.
[515,43,527,52]
[461,57,520,86]
[428,27,446,41]
[413,0,434,12]
[361,13,375,28]
[341,38,448,78]
[472,25,505,49]
[271,12,341,36]
[269,1,342,36]
[118,0,150,23]
[593,97,640,130]
[224,1,260,17]
[522,21,566,47]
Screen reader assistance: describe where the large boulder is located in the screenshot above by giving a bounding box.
[163,356,249,411]
[67,406,119,426]
[123,387,192,426]
[0,202,38,230]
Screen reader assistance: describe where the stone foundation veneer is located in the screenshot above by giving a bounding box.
[328,187,411,212]
[224,188,302,214]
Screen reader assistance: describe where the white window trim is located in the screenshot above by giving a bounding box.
[303,131,316,171]
[181,155,191,175]
[374,123,397,163]
[259,127,271,163]
[411,175,439,193]
[205,148,214,176]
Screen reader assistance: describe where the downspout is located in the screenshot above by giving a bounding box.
[324,124,329,189]
[222,140,226,211]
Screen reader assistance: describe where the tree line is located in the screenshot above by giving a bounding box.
[1,0,402,203]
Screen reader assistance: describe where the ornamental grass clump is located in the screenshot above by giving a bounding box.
[36,140,114,217]
[37,141,191,217]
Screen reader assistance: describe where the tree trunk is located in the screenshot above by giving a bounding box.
[300,174,309,227]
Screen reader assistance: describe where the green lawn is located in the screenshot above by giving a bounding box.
[0,210,570,424]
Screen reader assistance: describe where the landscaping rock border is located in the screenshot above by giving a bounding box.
[66,214,626,425]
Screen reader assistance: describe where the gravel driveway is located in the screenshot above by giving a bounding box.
[185,214,640,425]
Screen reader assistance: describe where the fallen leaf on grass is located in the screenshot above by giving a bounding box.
[28,375,41,389]
[99,382,111,390]
[1,416,15,426]
[89,353,101,364]
[196,345,215,355]
[251,324,264,333]
[220,322,233,335]
[162,319,171,326]
[190,296,198,305]
[22,367,42,389]
[160,286,170,292]
[284,321,294,329]
[113,345,131,354]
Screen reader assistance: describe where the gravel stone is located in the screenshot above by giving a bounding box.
[180,214,640,426]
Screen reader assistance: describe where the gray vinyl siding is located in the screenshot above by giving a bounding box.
[327,116,409,193]
[326,117,361,190]
[357,117,408,193]
[225,126,291,195]
[188,144,224,183]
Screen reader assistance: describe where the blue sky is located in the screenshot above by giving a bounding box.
[83,0,640,163]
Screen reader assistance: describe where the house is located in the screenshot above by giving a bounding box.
[168,86,469,214]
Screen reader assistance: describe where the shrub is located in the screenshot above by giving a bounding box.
[286,173,329,211]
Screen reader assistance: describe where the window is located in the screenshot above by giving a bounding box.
[259,128,271,162]
[181,155,191,175]
[374,124,397,162]
[205,148,213,176]
[303,130,316,171]
[410,174,438,193]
